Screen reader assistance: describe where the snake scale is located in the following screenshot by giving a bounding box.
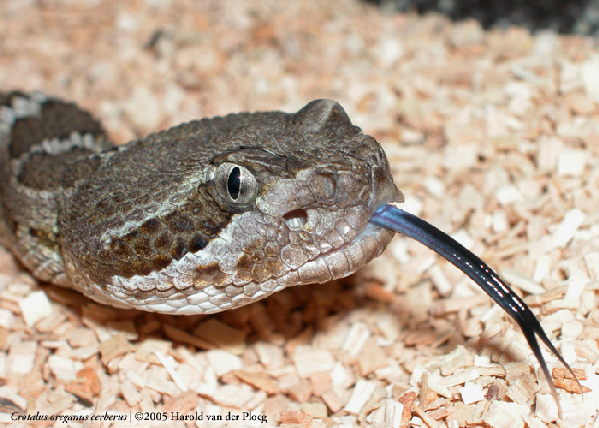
[0,91,398,314]
[0,90,578,408]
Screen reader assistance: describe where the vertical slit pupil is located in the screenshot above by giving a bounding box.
[227,166,241,200]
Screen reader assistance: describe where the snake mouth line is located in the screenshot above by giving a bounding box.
[287,220,393,287]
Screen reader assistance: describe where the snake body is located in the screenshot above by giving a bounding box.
[0,91,399,314]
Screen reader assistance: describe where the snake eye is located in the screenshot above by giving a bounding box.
[215,163,258,205]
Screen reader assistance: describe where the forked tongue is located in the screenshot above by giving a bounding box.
[370,204,580,415]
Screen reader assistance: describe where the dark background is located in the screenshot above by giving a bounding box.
[365,0,599,35]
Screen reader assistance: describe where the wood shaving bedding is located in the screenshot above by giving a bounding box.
[1,0,598,426]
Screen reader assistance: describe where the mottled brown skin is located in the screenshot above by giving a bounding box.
[0,92,400,314]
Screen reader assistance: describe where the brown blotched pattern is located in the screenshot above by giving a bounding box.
[0,93,400,313]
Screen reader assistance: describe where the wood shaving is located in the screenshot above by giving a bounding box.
[398,391,416,427]
[206,350,242,376]
[413,403,441,428]
[234,369,280,394]
[192,318,247,356]
[98,333,134,367]
[18,291,53,327]
[0,386,27,412]
[64,368,101,406]
[343,380,376,414]
[1,0,598,426]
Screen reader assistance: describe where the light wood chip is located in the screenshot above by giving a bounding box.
[38,388,76,417]
[98,332,134,366]
[234,369,279,394]
[309,372,332,396]
[118,353,148,374]
[427,405,454,420]
[275,369,301,391]
[523,413,551,428]
[551,208,585,248]
[343,380,376,414]
[145,367,179,396]
[135,338,171,363]
[162,390,198,414]
[0,334,8,358]
[504,362,532,382]
[18,291,53,327]
[475,366,506,378]
[286,379,312,403]
[397,391,416,427]
[48,355,82,382]
[119,379,142,406]
[279,409,312,424]
[557,149,587,177]
[439,368,480,388]
[459,382,484,405]
[80,304,125,323]
[419,371,434,409]
[524,287,566,307]
[423,372,451,399]
[206,350,242,376]
[430,294,489,317]
[314,391,340,414]
[193,318,247,355]
[65,367,101,406]
[255,341,285,369]
[125,370,147,389]
[0,386,27,412]
[212,383,258,408]
[481,401,528,428]
[358,338,387,376]
[7,341,36,375]
[174,361,204,391]
[66,327,98,348]
[341,321,370,356]
[556,394,597,423]
[506,373,539,404]
[364,283,397,304]
[534,393,559,423]
[131,321,160,339]
[302,402,327,418]
[153,350,187,392]
[2,2,598,425]
[163,323,214,350]
[105,320,138,341]
[292,346,335,378]
[248,304,276,338]
[0,309,14,330]
[499,268,546,295]
[413,403,441,428]
[366,398,403,426]
[70,344,99,361]
[190,380,217,398]
[440,345,474,376]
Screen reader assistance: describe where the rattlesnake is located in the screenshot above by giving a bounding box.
[0,92,398,314]
[0,91,578,409]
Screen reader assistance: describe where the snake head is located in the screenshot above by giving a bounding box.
[185,100,403,313]
[60,99,402,314]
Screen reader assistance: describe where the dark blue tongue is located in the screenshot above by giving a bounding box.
[370,204,579,412]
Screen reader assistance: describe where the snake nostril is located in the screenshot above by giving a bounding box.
[283,209,308,229]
